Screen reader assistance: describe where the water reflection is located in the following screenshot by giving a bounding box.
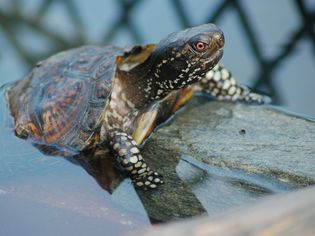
[71,151,122,194]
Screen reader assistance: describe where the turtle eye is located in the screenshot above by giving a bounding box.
[194,42,206,52]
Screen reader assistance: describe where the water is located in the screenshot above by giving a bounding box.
[0,1,314,235]
[0,86,151,236]
[178,154,295,204]
[0,85,298,235]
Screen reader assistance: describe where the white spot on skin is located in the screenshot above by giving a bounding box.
[135,161,142,168]
[221,69,229,80]
[182,68,189,73]
[228,86,236,95]
[130,155,138,163]
[118,149,127,156]
[131,140,137,145]
[141,163,147,168]
[236,87,242,95]
[213,71,221,82]
[222,80,231,90]
[110,100,117,109]
[230,77,236,85]
[212,88,219,96]
[144,86,151,93]
[157,89,164,95]
[126,166,133,171]
[200,78,208,84]
[130,147,139,154]
[168,82,174,89]
[113,143,120,150]
[121,92,127,101]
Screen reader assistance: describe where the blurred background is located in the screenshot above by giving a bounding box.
[0,0,314,117]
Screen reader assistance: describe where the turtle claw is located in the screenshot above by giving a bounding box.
[242,90,271,105]
[134,171,164,190]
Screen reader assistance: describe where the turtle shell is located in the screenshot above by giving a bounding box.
[7,45,123,152]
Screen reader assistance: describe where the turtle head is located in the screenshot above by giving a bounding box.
[152,23,224,91]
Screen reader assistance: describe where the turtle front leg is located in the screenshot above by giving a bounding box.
[107,130,163,189]
[197,64,270,104]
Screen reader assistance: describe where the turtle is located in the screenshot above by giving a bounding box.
[6,24,266,189]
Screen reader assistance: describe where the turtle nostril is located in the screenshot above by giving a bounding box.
[213,32,225,49]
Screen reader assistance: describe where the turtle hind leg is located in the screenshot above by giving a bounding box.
[108,130,163,189]
[197,64,270,104]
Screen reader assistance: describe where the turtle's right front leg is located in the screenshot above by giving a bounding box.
[107,130,163,189]
[198,64,270,104]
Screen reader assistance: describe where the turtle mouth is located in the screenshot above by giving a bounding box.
[210,48,223,65]
[201,48,223,71]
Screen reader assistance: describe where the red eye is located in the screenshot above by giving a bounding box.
[195,42,205,51]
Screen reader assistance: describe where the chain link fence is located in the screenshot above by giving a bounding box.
[0,0,314,113]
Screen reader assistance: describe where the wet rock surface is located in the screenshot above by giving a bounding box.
[137,97,315,221]
[129,185,315,236]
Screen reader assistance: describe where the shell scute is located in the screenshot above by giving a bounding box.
[67,47,105,76]
[29,76,90,144]
[7,45,119,151]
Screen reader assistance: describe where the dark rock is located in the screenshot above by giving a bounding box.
[137,97,315,221]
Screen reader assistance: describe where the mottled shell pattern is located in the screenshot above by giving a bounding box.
[7,46,122,151]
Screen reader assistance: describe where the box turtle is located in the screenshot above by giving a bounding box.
[6,24,265,189]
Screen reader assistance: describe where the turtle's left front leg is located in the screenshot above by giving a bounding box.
[197,64,269,104]
[107,130,163,189]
